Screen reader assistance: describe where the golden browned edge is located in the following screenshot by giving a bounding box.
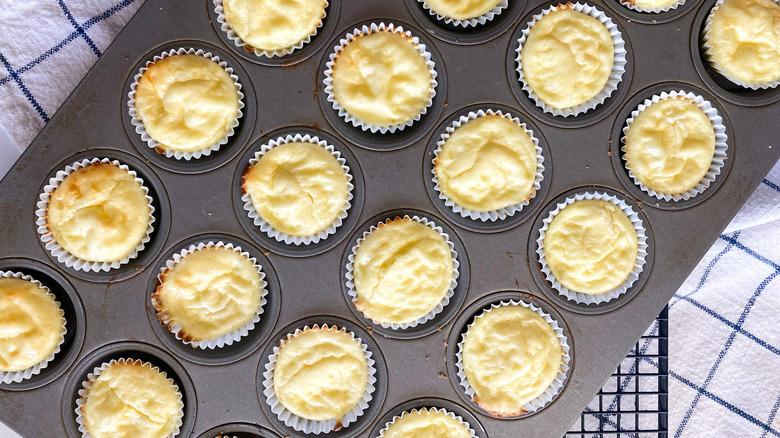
[240,161,253,199]
[217,0,328,55]
[150,261,200,343]
[131,57,170,156]
[42,161,119,245]
[152,251,199,346]
[475,396,528,417]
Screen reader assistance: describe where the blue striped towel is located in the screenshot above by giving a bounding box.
[0,1,778,436]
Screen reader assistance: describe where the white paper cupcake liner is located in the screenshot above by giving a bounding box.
[621,90,728,201]
[127,47,245,160]
[241,133,354,245]
[344,215,459,330]
[152,241,268,350]
[0,271,66,384]
[702,0,780,90]
[456,300,571,415]
[213,0,328,58]
[536,191,649,304]
[262,324,377,434]
[417,0,509,27]
[323,22,438,134]
[432,109,545,221]
[515,2,627,117]
[75,358,184,438]
[378,407,478,437]
[35,158,156,273]
[620,0,686,13]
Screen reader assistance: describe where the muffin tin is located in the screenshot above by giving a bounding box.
[0,0,778,436]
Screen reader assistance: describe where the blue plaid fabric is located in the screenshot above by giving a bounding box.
[668,169,780,437]
[0,0,142,147]
[0,2,778,437]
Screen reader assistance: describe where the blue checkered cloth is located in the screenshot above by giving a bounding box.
[0,2,778,436]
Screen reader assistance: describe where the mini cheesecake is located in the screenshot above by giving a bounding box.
[624,96,716,196]
[544,199,638,294]
[80,360,182,438]
[46,162,150,263]
[273,326,368,421]
[521,5,614,110]
[153,245,264,344]
[0,276,64,373]
[242,141,350,238]
[134,53,240,154]
[435,113,538,213]
[462,304,562,416]
[353,218,453,326]
[330,27,433,129]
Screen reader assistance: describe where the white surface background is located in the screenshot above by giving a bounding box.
[0,124,21,183]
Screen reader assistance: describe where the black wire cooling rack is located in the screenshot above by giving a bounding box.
[566,306,669,438]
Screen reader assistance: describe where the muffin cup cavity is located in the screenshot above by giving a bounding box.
[261,324,378,434]
[620,0,686,13]
[536,191,649,305]
[323,22,438,134]
[35,158,156,273]
[702,0,780,90]
[515,2,627,117]
[417,0,509,27]
[345,215,459,330]
[241,133,354,246]
[377,407,479,438]
[152,241,268,350]
[622,90,728,201]
[214,0,328,58]
[432,109,545,222]
[0,271,67,384]
[75,358,184,438]
[455,299,571,416]
[127,47,245,160]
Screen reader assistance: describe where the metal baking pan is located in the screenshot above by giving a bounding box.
[0,0,778,436]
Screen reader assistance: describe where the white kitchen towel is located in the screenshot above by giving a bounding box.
[0,1,778,436]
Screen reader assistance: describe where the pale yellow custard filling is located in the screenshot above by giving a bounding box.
[273,326,368,421]
[707,0,780,85]
[462,305,562,416]
[424,0,504,20]
[134,54,240,153]
[435,114,538,212]
[521,7,614,109]
[222,0,327,52]
[623,0,679,9]
[331,30,433,128]
[153,246,264,342]
[82,361,182,438]
[242,142,350,237]
[0,277,64,372]
[47,163,151,263]
[624,97,716,195]
[544,199,638,294]
[353,218,453,325]
[382,409,472,438]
